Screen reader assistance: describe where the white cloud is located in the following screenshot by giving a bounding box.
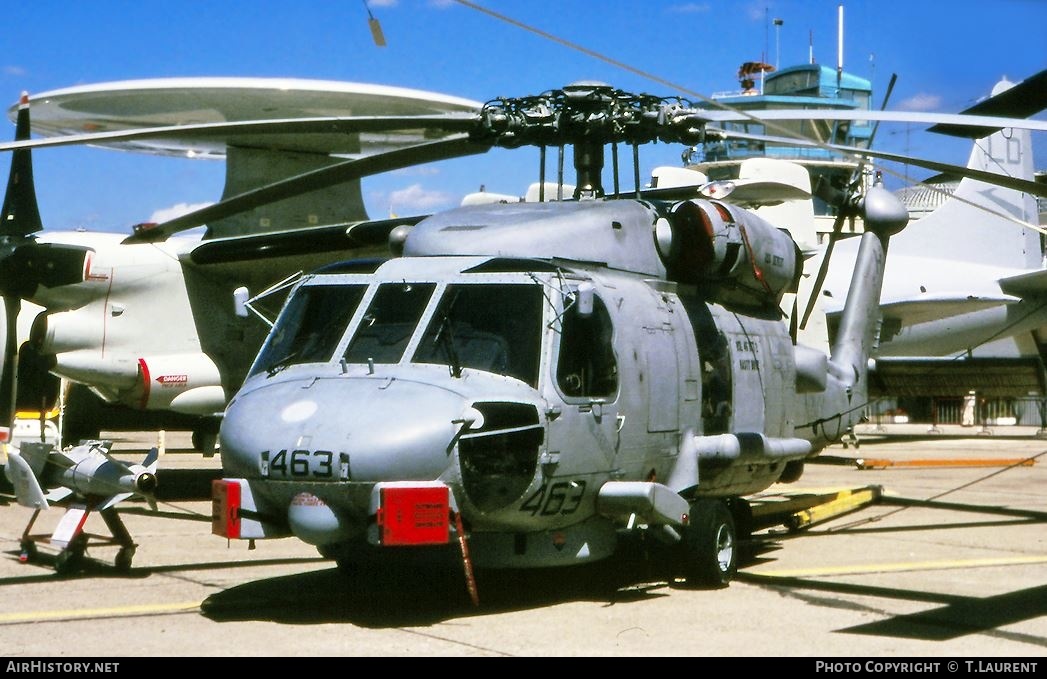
[744,2,765,21]
[899,93,942,111]
[370,0,399,7]
[386,184,454,211]
[149,201,213,223]
[3,66,26,76]
[393,165,441,176]
[667,3,712,13]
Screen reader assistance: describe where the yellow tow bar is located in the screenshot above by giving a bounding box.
[749,485,883,533]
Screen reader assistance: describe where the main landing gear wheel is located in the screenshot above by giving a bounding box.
[192,429,219,457]
[115,546,136,572]
[18,539,37,564]
[678,499,737,588]
[54,535,88,577]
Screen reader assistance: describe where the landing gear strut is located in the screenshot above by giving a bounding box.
[18,505,139,575]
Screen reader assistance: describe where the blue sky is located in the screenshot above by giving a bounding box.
[3,0,1046,233]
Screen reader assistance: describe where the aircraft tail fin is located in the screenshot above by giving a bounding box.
[928,68,1047,138]
[142,446,159,473]
[891,78,1041,270]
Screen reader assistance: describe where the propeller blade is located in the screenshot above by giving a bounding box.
[124,134,490,243]
[1,93,42,238]
[0,93,89,298]
[0,295,20,438]
[2,242,91,295]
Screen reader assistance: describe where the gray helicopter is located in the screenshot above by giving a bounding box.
[211,82,909,591]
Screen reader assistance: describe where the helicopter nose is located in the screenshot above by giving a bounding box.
[220,376,469,483]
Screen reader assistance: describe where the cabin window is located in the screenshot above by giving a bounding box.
[556,294,617,398]
[413,283,544,387]
[344,283,436,364]
[251,284,368,376]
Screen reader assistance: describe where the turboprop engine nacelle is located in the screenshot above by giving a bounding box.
[655,198,801,310]
[48,351,225,414]
[31,308,103,355]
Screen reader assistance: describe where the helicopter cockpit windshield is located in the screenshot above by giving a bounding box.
[251,283,368,377]
[412,283,543,386]
[250,273,546,386]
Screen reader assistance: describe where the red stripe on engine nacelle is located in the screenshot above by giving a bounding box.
[138,358,151,410]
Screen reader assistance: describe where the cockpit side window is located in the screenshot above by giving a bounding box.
[556,294,617,398]
[251,284,367,377]
[413,283,543,387]
[344,283,436,364]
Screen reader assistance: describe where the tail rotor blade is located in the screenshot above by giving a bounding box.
[799,214,843,330]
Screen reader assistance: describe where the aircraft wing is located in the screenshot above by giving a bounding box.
[875,294,1020,326]
[998,268,1047,299]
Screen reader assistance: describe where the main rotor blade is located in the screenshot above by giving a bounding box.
[716,130,1047,200]
[124,134,490,243]
[689,109,1047,133]
[0,113,481,153]
[186,214,428,266]
[3,104,1044,155]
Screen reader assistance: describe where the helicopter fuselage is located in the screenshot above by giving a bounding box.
[216,195,880,570]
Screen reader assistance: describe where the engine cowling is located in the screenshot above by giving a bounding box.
[133,353,225,414]
[31,308,103,355]
[47,350,225,414]
[655,199,801,310]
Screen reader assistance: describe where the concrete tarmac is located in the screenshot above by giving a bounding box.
[1,428,1046,657]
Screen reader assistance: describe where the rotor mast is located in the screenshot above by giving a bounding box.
[473,82,708,199]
